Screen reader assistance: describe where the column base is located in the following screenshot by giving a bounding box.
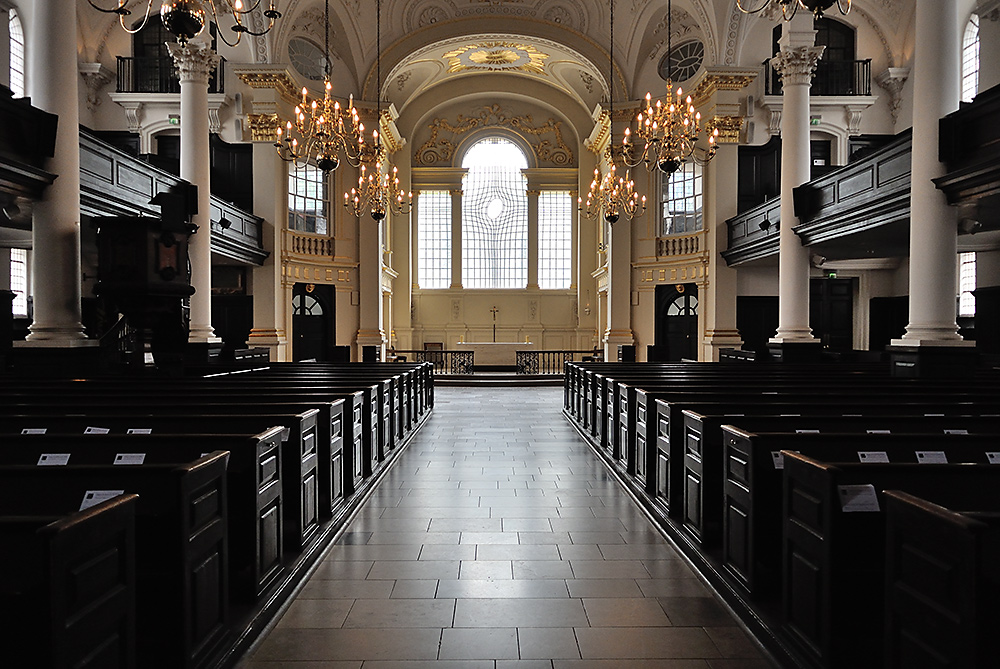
[703,329,744,363]
[25,323,88,342]
[8,340,102,377]
[766,340,824,363]
[885,343,978,378]
[247,329,288,363]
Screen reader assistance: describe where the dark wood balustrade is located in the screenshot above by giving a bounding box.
[116,56,225,95]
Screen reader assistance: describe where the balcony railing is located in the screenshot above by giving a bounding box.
[765,58,871,97]
[116,56,225,94]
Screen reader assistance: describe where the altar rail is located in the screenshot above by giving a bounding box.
[516,350,604,375]
[390,350,474,374]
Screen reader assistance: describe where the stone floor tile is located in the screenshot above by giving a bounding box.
[436,579,570,599]
[250,628,441,662]
[460,560,513,580]
[341,598,455,628]
[704,627,766,659]
[439,628,519,660]
[518,627,582,659]
[657,598,737,627]
[454,598,589,627]
[575,627,721,660]
[582,598,674,627]
[273,599,354,628]
[389,580,439,599]
[367,560,461,580]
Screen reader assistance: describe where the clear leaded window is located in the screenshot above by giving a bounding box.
[959,252,976,317]
[417,190,451,289]
[9,9,24,98]
[461,138,528,289]
[538,191,572,290]
[288,164,328,234]
[962,14,980,103]
[661,161,703,236]
[10,247,27,316]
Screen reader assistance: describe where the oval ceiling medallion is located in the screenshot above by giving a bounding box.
[443,42,550,74]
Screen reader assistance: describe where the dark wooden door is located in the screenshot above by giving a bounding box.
[292,283,333,362]
[656,284,699,362]
[810,278,854,351]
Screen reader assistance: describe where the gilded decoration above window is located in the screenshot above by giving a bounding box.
[414,104,574,167]
[443,42,550,74]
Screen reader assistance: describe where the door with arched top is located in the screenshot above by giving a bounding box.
[655,283,699,362]
[292,283,332,361]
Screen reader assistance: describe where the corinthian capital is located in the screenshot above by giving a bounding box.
[770,46,825,87]
[167,42,221,86]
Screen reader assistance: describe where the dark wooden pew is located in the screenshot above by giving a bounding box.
[714,426,1000,597]
[0,452,230,669]
[0,429,285,599]
[1,493,138,669]
[884,489,1000,669]
[781,453,1000,669]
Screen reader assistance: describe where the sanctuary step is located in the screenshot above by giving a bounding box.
[435,372,563,387]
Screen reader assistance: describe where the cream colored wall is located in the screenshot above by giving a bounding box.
[407,289,594,351]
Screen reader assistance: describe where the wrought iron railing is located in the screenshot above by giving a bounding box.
[765,58,871,97]
[516,350,605,375]
[391,350,474,374]
[116,56,225,94]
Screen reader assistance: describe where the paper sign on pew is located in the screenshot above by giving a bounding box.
[858,451,889,463]
[114,453,146,465]
[21,428,46,435]
[916,451,948,464]
[839,484,880,512]
[127,428,153,435]
[988,452,1000,465]
[80,490,125,511]
[37,453,70,466]
[85,426,110,435]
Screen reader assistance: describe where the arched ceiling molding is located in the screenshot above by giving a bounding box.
[625,0,718,78]
[361,16,628,114]
[632,3,704,87]
[270,0,360,89]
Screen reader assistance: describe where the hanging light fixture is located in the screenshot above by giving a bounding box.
[735,0,851,20]
[88,0,280,44]
[343,0,412,221]
[579,0,646,225]
[273,0,364,173]
[622,0,718,174]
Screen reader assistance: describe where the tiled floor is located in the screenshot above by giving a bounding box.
[240,387,776,669]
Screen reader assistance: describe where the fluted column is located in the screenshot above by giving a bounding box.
[893,0,966,347]
[26,0,86,342]
[450,189,463,289]
[169,41,220,344]
[770,16,823,346]
[527,189,540,289]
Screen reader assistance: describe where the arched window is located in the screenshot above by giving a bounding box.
[292,293,324,316]
[962,14,980,103]
[288,164,329,234]
[9,8,24,98]
[461,137,528,289]
[538,191,573,290]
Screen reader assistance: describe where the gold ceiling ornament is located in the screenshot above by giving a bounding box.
[248,113,280,142]
[414,103,573,166]
[443,42,550,74]
[234,68,302,105]
[690,71,759,107]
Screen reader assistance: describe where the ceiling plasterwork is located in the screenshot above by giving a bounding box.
[414,103,574,166]
[443,42,550,74]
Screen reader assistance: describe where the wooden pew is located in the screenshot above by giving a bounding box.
[884,489,1000,669]
[1,493,138,669]
[781,453,1000,669]
[0,452,230,669]
[0,428,285,599]
[714,426,1000,597]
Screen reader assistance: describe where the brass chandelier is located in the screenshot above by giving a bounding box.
[736,0,852,20]
[579,0,645,225]
[343,0,411,221]
[88,0,280,45]
[274,0,364,173]
[621,0,717,174]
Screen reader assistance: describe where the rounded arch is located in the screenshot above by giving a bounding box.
[454,128,536,170]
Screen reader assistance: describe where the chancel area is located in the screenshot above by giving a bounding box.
[2,0,1000,667]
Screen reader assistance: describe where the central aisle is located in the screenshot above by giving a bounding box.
[241,387,773,668]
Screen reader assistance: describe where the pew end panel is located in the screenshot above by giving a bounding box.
[885,490,1000,669]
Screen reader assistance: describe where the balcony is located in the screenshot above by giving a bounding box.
[765,59,872,97]
[116,56,225,95]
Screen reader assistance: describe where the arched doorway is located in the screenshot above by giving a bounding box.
[292,283,333,361]
[655,283,699,361]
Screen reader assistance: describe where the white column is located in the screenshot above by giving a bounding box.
[527,189,540,290]
[26,0,86,342]
[893,0,966,346]
[702,143,743,360]
[169,40,221,344]
[247,141,289,361]
[605,218,633,358]
[356,216,385,356]
[770,15,823,344]
[450,189,463,289]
